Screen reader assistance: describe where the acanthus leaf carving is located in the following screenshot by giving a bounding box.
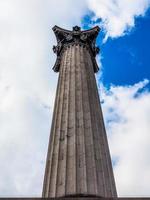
[52,25,100,73]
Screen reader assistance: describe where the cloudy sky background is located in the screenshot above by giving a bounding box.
[0,0,150,197]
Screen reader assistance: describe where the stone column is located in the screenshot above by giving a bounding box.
[42,26,117,198]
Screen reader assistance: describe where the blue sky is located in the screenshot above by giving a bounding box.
[0,0,150,197]
[82,9,150,88]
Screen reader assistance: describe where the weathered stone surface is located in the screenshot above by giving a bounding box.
[42,26,117,198]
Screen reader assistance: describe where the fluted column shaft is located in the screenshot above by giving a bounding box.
[42,42,117,197]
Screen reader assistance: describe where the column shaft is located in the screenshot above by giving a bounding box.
[42,44,117,197]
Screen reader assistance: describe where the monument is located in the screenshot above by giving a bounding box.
[42,26,117,198]
[1,26,149,200]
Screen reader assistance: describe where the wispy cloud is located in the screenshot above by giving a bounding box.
[100,79,150,196]
[87,0,150,39]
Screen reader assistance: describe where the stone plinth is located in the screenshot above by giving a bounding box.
[2,198,150,200]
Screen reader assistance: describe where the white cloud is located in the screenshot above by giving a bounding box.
[0,0,150,197]
[0,0,87,197]
[100,79,150,196]
[87,0,150,39]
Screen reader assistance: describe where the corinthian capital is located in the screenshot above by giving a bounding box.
[52,25,100,73]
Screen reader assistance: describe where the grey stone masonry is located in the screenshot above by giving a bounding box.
[42,26,117,198]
